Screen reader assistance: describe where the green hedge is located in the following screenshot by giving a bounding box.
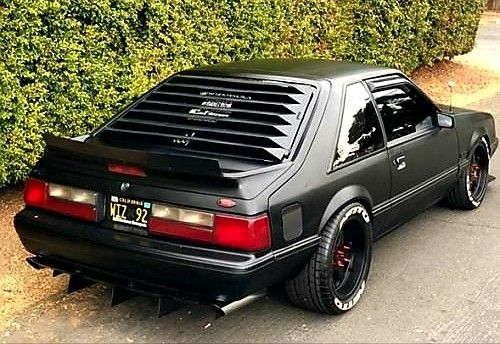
[0,0,484,187]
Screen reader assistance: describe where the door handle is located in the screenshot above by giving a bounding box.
[393,155,407,171]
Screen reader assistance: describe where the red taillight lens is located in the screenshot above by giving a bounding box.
[23,178,98,222]
[24,178,47,206]
[149,218,213,243]
[43,196,97,222]
[149,206,271,251]
[213,214,270,251]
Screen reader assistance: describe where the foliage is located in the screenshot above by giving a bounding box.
[0,0,484,186]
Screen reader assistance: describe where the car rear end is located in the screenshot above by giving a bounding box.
[14,70,319,303]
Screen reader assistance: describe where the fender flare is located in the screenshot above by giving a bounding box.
[468,130,490,157]
[318,185,373,232]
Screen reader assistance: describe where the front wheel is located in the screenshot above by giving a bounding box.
[285,202,372,314]
[448,138,490,210]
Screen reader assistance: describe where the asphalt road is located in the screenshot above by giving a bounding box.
[2,22,500,344]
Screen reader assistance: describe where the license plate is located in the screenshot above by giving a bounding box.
[108,195,151,228]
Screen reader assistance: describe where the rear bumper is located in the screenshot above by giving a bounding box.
[14,208,317,303]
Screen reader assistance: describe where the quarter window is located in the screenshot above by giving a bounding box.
[333,83,384,167]
[372,83,435,142]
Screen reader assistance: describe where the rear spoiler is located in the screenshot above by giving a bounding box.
[43,134,223,178]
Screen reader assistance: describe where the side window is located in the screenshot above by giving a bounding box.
[333,82,384,167]
[372,83,436,142]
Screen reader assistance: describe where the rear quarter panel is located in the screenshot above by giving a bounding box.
[267,79,391,250]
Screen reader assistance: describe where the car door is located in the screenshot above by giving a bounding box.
[367,76,459,230]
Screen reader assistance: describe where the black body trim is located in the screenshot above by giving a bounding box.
[373,165,458,216]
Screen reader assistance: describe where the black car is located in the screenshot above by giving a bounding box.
[15,59,497,315]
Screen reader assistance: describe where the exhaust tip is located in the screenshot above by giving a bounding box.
[212,292,266,318]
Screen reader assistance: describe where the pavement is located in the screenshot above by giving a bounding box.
[450,13,500,107]
[1,15,500,344]
[456,13,500,73]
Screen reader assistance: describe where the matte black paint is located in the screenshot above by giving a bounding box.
[281,203,303,241]
[14,60,498,304]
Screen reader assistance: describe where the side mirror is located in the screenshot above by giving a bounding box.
[437,113,454,129]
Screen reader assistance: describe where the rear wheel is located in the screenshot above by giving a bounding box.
[285,202,372,314]
[448,138,489,210]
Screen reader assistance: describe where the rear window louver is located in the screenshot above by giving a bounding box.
[97,74,315,163]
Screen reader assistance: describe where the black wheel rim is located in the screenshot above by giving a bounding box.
[468,149,488,200]
[331,219,368,299]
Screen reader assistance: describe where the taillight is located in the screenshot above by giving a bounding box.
[151,203,214,227]
[213,214,271,251]
[24,178,47,205]
[24,178,99,222]
[107,163,146,177]
[149,203,271,251]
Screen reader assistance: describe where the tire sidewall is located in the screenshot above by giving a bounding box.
[465,138,490,208]
[320,203,372,313]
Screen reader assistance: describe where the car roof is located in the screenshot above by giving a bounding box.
[187,59,399,81]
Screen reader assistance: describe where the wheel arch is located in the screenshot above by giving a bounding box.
[318,185,373,232]
[468,130,490,157]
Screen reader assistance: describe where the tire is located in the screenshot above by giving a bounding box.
[448,138,490,210]
[285,202,372,314]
